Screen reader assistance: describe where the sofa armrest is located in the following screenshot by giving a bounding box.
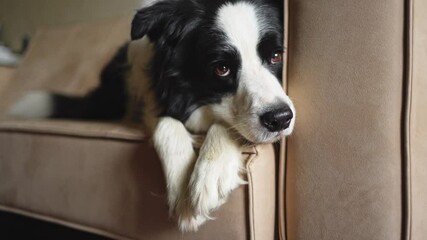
[283,0,410,239]
[407,0,427,238]
[0,126,277,239]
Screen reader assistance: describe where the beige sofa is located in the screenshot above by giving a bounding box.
[0,15,278,240]
[0,0,426,239]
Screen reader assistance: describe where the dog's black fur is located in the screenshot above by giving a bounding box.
[47,0,283,123]
[51,45,129,119]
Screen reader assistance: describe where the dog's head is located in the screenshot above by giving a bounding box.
[132,0,295,143]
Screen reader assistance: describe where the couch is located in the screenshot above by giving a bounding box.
[0,0,426,239]
[0,15,277,240]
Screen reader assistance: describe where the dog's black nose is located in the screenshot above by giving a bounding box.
[260,107,293,132]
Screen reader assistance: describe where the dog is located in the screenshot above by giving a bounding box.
[10,0,295,232]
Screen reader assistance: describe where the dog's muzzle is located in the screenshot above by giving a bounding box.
[260,105,294,132]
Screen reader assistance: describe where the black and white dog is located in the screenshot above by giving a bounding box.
[10,0,295,231]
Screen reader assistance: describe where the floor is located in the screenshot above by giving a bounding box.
[0,211,111,240]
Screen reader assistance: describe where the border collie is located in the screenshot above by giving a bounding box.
[10,0,295,232]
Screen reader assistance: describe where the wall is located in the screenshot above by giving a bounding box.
[0,0,153,51]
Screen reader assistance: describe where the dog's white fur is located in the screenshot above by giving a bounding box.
[152,117,203,231]
[9,91,54,119]
[215,2,295,142]
[132,2,294,231]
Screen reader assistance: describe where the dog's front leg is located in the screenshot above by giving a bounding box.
[183,124,246,230]
[152,117,205,229]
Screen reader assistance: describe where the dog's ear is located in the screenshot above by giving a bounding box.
[131,0,199,42]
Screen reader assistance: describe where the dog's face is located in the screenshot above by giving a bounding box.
[132,0,295,143]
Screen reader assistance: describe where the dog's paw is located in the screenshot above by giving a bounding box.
[174,195,207,232]
[188,150,246,219]
[178,213,207,232]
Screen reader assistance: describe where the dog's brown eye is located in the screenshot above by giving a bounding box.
[214,65,231,77]
[270,51,283,64]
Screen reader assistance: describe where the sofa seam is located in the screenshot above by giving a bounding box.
[0,128,147,143]
[402,0,414,239]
